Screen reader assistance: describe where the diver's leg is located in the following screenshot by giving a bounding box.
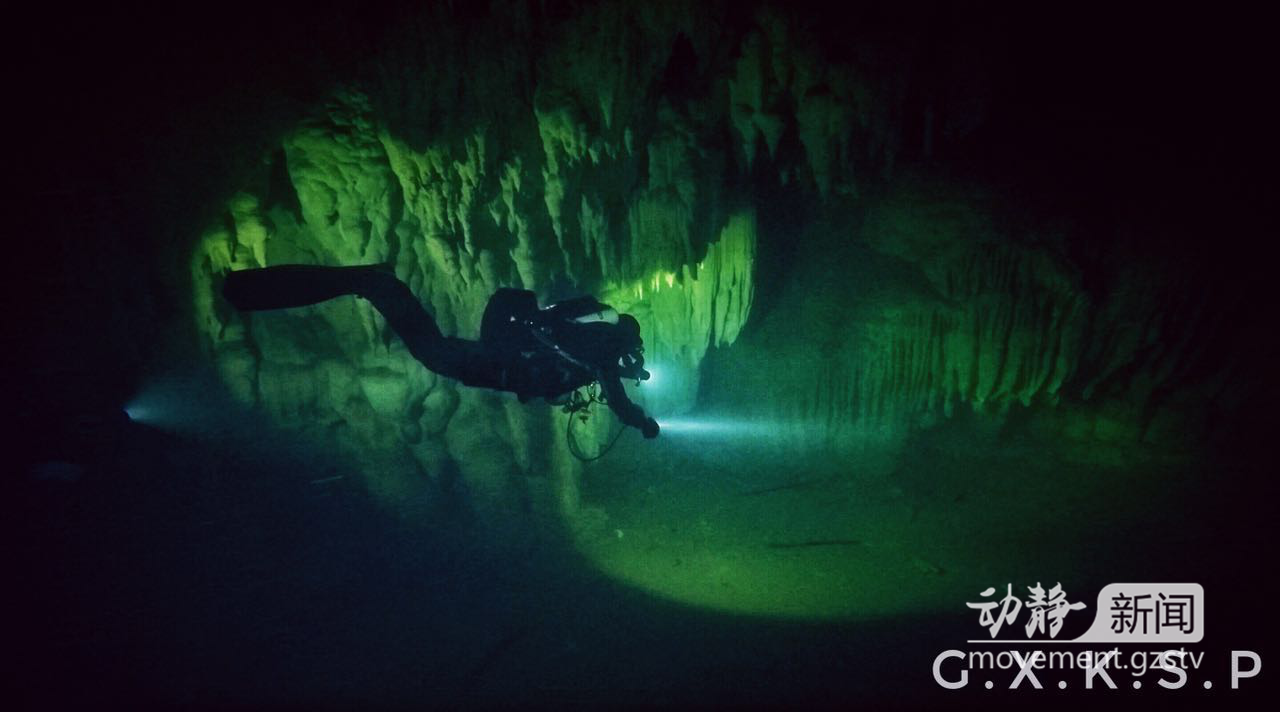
[353,270,448,363]
[224,265,507,389]
[326,269,508,390]
[222,265,381,311]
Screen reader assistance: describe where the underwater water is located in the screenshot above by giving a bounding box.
[16,370,1272,708]
[15,0,1278,707]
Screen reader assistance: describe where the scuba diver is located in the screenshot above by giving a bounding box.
[222,264,660,439]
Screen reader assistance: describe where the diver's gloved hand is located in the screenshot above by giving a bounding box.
[642,417,660,439]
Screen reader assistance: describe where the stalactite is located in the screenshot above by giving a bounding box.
[183,1,1225,518]
[704,175,1220,455]
[192,63,757,509]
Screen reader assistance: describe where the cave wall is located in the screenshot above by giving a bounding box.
[189,2,810,516]
[183,0,1258,514]
[704,174,1251,459]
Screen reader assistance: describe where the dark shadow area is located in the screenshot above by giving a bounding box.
[10,1,1277,708]
[13,385,1276,709]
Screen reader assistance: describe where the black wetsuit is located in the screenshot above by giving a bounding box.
[222,265,655,435]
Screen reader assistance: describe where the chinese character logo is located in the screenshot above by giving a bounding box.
[968,582,1086,639]
[962,582,1203,644]
[1110,590,1196,636]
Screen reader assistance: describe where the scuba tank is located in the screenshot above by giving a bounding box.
[519,296,619,371]
[532,296,618,327]
[480,289,647,388]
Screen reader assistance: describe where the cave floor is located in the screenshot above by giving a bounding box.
[17,404,1274,709]
[576,421,1209,622]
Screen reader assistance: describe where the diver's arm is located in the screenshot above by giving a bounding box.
[599,373,659,438]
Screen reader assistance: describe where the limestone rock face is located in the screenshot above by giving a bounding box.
[705,175,1239,455]
[190,4,787,513]
[188,1,1240,512]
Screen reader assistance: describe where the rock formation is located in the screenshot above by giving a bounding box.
[186,0,1255,517]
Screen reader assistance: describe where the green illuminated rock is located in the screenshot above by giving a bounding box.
[190,13,763,515]
[188,1,1222,521]
[704,174,1217,458]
